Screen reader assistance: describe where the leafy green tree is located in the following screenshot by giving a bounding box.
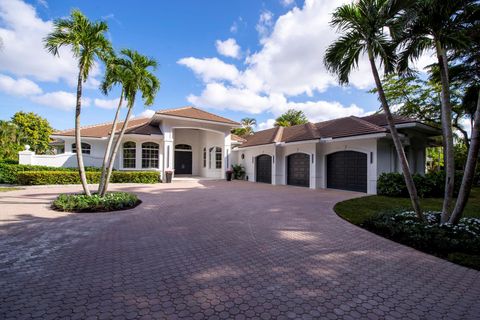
[231,127,249,137]
[396,0,478,222]
[0,121,24,161]
[324,0,424,220]
[44,9,112,196]
[374,74,469,147]
[274,109,308,127]
[100,49,160,196]
[11,112,53,154]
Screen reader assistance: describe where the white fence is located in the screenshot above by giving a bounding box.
[19,150,103,168]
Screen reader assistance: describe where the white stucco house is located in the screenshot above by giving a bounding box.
[19,106,440,194]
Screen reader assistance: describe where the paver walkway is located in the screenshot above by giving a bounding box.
[0,181,479,319]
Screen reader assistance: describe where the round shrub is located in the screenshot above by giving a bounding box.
[52,192,140,212]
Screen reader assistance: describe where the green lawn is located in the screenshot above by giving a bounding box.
[335,187,480,225]
[0,187,23,192]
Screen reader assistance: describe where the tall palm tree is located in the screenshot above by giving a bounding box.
[274,109,308,127]
[44,10,112,196]
[324,0,424,220]
[396,0,477,222]
[100,49,160,196]
[97,55,126,194]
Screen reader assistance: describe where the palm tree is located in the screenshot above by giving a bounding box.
[97,55,126,194]
[324,0,424,220]
[274,109,308,127]
[240,117,257,135]
[99,49,160,196]
[44,10,112,196]
[396,0,477,222]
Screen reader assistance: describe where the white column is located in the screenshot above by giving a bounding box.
[223,132,232,179]
[19,147,34,165]
[272,145,277,185]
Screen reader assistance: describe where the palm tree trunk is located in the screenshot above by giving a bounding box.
[449,89,480,224]
[75,67,91,196]
[435,40,455,223]
[98,89,124,194]
[100,104,134,196]
[368,49,423,221]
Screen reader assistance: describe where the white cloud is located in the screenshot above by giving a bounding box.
[0,74,42,96]
[135,109,156,118]
[257,119,276,130]
[256,10,274,42]
[93,97,123,110]
[31,91,91,111]
[281,0,295,7]
[0,0,101,86]
[177,57,239,82]
[215,38,241,59]
[179,0,434,126]
[188,81,366,122]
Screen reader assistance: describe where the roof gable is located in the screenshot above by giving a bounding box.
[155,106,239,125]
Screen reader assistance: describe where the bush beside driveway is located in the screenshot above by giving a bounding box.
[0,181,479,319]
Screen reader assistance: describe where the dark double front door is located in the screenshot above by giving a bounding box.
[174,151,192,174]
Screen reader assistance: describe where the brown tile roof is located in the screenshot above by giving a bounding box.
[53,117,161,138]
[239,113,420,148]
[238,126,283,148]
[156,106,239,125]
[231,134,247,143]
[360,113,416,127]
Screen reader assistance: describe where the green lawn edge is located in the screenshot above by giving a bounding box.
[333,188,480,270]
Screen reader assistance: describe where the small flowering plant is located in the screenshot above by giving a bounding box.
[363,209,480,269]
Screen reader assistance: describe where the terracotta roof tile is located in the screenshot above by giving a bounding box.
[54,117,159,138]
[231,134,247,143]
[239,113,420,148]
[238,127,281,148]
[156,106,239,125]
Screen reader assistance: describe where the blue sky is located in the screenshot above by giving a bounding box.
[0,0,391,130]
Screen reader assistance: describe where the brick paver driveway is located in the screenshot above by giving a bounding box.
[1,181,479,319]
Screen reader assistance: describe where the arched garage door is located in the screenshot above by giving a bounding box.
[256,154,272,183]
[287,153,310,187]
[327,151,367,192]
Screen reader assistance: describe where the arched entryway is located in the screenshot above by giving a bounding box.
[326,151,367,192]
[287,153,310,187]
[174,144,192,174]
[256,154,272,184]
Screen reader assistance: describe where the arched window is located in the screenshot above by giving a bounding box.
[215,147,222,169]
[123,142,136,169]
[142,142,159,168]
[72,143,91,155]
[175,144,192,150]
[203,147,206,168]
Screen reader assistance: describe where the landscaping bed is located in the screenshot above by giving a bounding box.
[334,188,480,269]
[52,192,141,213]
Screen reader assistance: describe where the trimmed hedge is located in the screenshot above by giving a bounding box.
[377,171,463,198]
[0,163,99,184]
[52,192,140,212]
[17,170,160,185]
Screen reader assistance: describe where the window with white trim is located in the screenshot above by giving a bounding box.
[72,143,91,155]
[142,142,159,168]
[123,141,136,169]
[215,147,222,169]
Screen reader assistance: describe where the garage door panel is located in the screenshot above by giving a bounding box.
[327,151,367,193]
[287,153,310,187]
[256,155,272,184]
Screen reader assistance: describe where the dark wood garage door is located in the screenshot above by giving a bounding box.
[287,153,310,187]
[327,151,367,192]
[256,154,272,184]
